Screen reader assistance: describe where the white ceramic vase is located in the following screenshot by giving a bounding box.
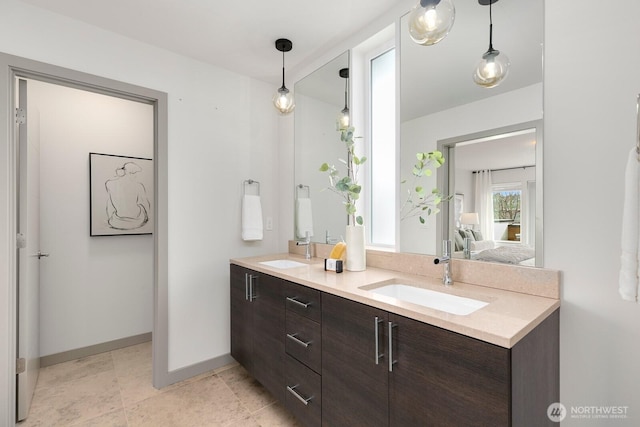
[345,224,366,271]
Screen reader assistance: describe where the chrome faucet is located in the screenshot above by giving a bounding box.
[297,231,312,260]
[325,230,338,244]
[433,239,453,286]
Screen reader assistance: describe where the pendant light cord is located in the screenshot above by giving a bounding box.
[488,1,494,52]
[281,50,286,90]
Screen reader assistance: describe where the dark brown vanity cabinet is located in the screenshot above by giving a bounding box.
[321,293,559,427]
[321,293,389,426]
[230,265,285,403]
[283,282,322,427]
[231,265,559,426]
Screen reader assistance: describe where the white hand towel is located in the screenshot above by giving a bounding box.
[619,147,639,302]
[296,198,314,239]
[242,194,263,241]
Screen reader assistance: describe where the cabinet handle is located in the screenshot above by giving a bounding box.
[286,333,312,348]
[244,273,249,301]
[388,322,397,372]
[286,296,311,308]
[287,384,313,406]
[374,317,384,365]
[248,275,258,302]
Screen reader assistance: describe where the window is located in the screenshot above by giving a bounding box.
[492,183,522,242]
[368,47,396,247]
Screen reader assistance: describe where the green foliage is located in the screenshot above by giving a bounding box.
[319,126,366,226]
[400,150,449,224]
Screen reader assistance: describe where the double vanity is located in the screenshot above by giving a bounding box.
[230,245,560,426]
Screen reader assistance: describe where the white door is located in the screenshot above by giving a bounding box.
[16,78,42,421]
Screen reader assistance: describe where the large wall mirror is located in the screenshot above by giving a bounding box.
[294,51,350,243]
[399,0,543,266]
[294,0,544,267]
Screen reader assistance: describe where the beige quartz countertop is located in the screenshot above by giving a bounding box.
[230,253,560,349]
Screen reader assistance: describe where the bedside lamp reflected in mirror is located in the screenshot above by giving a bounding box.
[460,212,480,259]
[460,212,480,230]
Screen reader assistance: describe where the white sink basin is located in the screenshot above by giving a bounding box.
[367,284,488,316]
[259,259,308,269]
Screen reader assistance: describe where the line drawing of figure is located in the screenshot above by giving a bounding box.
[105,161,151,230]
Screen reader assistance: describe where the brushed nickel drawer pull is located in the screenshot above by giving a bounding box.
[375,317,384,365]
[287,384,313,406]
[388,321,397,372]
[287,333,312,348]
[286,296,311,308]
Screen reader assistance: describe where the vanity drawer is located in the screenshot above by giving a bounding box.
[284,281,321,323]
[285,355,321,427]
[285,311,321,373]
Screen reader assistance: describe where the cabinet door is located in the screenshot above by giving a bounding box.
[322,293,389,427]
[230,264,253,373]
[389,313,510,426]
[252,272,285,403]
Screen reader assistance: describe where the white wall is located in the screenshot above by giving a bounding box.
[0,1,281,408]
[400,84,542,254]
[546,1,640,425]
[29,80,154,356]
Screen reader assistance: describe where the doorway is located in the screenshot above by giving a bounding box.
[0,53,169,424]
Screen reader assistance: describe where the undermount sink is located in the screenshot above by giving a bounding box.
[365,284,488,316]
[259,259,308,269]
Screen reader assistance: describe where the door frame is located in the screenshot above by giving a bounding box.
[0,53,169,424]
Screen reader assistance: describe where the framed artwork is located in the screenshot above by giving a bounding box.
[454,193,464,229]
[89,153,153,236]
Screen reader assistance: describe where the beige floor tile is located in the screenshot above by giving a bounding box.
[126,374,251,427]
[36,352,114,389]
[111,342,152,378]
[217,365,276,413]
[250,402,300,427]
[70,408,128,427]
[223,414,260,427]
[25,370,122,426]
[117,367,216,407]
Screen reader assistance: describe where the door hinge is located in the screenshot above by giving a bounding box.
[16,357,25,374]
[15,107,26,125]
[16,233,26,249]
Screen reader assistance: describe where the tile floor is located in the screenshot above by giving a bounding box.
[18,342,301,427]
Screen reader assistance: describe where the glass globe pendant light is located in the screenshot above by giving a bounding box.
[408,0,455,46]
[473,0,510,88]
[273,38,295,114]
[338,68,350,130]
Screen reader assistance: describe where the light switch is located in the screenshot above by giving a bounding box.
[265,217,273,231]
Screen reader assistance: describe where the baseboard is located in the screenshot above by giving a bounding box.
[40,332,152,367]
[155,353,236,389]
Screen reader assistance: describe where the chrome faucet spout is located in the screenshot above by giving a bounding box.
[433,240,453,286]
[296,232,312,260]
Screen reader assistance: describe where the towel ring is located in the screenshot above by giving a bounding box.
[296,184,310,199]
[243,179,260,196]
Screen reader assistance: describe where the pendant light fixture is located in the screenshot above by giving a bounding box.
[408,0,455,46]
[473,0,510,88]
[273,38,295,114]
[338,68,350,130]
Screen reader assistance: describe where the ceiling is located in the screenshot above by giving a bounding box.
[19,0,404,85]
[455,128,537,172]
[400,0,543,122]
